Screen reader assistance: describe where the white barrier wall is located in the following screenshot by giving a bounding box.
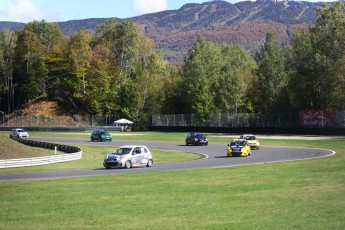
[0,151,82,168]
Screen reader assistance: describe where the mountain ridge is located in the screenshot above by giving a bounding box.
[0,0,329,64]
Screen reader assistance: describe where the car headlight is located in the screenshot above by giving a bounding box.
[241,147,246,151]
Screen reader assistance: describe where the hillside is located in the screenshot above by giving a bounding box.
[0,0,328,64]
[4,97,89,127]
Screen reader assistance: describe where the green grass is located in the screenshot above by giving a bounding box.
[26,131,189,142]
[8,131,235,143]
[0,132,345,229]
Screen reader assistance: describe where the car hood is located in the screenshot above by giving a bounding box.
[107,154,125,159]
[247,140,258,143]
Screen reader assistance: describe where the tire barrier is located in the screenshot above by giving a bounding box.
[0,139,82,168]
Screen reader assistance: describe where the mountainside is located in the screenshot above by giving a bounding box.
[0,0,328,64]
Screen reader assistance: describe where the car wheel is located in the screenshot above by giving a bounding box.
[146,159,153,167]
[10,135,12,138]
[124,160,131,169]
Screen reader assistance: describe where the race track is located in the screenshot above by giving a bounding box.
[0,137,335,182]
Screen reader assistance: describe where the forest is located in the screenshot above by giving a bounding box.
[0,1,344,128]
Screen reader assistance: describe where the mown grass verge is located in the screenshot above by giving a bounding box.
[0,132,344,229]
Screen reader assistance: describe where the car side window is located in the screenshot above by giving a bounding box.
[133,147,141,154]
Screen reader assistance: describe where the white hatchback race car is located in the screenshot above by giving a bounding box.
[103,145,153,169]
[10,128,29,139]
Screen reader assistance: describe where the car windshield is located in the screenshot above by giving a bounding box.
[245,136,256,140]
[231,140,245,146]
[188,133,205,138]
[17,129,25,132]
[196,134,205,139]
[100,131,108,135]
[113,148,132,155]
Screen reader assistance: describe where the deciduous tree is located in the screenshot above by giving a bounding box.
[254,32,288,112]
[0,29,16,114]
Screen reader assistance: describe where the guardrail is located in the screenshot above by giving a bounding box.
[0,139,82,168]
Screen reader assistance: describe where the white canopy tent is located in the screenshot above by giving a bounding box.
[114,118,133,125]
[114,118,133,131]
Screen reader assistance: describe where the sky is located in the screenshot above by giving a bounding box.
[0,0,335,23]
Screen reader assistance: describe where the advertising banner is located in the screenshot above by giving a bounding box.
[300,110,336,127]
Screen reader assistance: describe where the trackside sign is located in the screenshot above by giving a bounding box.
[300,110,336,127]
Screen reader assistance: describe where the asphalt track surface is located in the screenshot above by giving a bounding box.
[0,137,335,182]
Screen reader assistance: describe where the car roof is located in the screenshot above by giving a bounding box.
[189,132,204,135]
[119,145,148,149]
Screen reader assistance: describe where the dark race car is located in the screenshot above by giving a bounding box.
[91,130,112,142]
[185,132,208,146]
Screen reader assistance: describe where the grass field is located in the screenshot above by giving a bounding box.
[0,132,344,229]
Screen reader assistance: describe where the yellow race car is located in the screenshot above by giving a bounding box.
[240,134,260,150]
[227,139,251,157]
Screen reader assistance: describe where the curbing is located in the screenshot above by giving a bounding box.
[0,139,82,168]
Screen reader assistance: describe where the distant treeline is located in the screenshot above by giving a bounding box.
[0,1,344,127]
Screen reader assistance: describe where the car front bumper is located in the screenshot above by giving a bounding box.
[103,160,124,168]
[227,150,247,157]
[187,140,208,145]
[101,137,112,141]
